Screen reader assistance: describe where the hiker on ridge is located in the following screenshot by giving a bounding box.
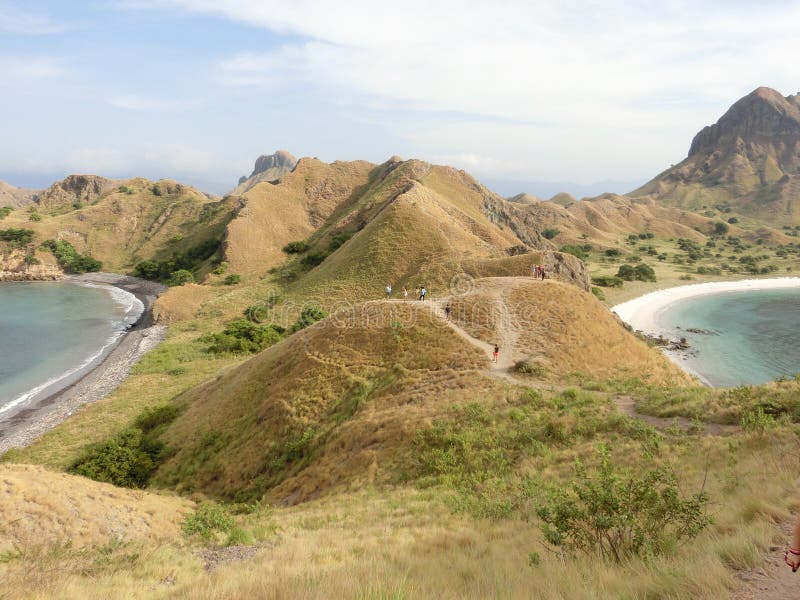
[445,304,451,321]
[403,287,409,300]
[385,284,392,299]
[493,344,499,363]
[420,286,427,301]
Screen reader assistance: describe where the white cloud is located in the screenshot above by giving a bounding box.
[80,2,800,183]
[107,94,202,111]
[0,3,66,34]
[0,56,67,86]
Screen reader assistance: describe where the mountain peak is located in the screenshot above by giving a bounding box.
[233,150,298,194]
[688,86,800,157]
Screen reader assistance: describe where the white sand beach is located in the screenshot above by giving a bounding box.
[612,277,800,337]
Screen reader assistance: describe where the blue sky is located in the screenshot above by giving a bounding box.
[1,0,799,196]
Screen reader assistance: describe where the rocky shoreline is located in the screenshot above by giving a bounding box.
[0,273,168,454]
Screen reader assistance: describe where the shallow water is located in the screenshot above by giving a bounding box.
[655,288,800,386]
[0,281,142,420]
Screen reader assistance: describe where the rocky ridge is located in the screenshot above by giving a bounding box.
[232,150,298,195]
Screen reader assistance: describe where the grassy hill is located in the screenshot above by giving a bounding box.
[0,177,235,275]
[3,143,800,598]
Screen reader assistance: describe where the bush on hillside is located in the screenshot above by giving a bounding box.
[202,319,283,354]
[133,239,221,283]
[168,269,195,286]
[0,206,13,219]
[28,212,42,222]
[291,306,328,332]
[713,222,730,236]
[542,229,560,240]
[223,274,241,285]
[300,250,329,268]
[559,245,588,261]
[604,248,621,257]
[41,239,102,273]
[617,263,656,282]
[633,263,656,282]
[0,228,34,246]
[282,240,309,254]
[328,231,353,251]
[68,404,180,488]
[592,275,624,288]
[537,444,710,562]
[591,286,606,301]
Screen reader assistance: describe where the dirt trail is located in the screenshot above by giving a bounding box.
[731,520,798,600]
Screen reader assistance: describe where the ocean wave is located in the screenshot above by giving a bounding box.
[0,282,145,419]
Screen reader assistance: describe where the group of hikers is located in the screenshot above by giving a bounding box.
[385,284,427,301]
[532,264,547,280]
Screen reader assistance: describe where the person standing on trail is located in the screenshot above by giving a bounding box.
[493,344,499,363]
[385,284,392,299]
[445,304,451,321]
[785,514,800,572]
[403,287,409,300]
[420,286,427,301]
[540,265,546,281]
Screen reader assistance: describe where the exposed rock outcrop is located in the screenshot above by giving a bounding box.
[35,174,118,213]
[232,150,298,195]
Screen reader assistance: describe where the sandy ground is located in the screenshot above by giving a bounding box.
[0,273,167,453]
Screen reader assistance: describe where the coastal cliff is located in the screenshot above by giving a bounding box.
[0,250,62,281]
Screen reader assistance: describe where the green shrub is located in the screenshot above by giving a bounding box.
[328,232,353,251]
[168,269,195,286]
[0,206,14,219]
[213,261,228,275]
[291,306,328,332]
[633,263,657,282]
[0,228,34,246]
[282,240,309,254]
[41,239,102,273]
[68,404,181,488]
[542,229,560,240]
[300,250,330,268]
[202,319,283,354]
[183,504,248,546]
[728,217,738,224]
[713,222,730,236]
[223,274,241,285]
[28,212,42,222]
[616,264,636,281]
[741,406,776,435]
[592,275,624,288]
[591,286,606,301]
[134,239,221,283]
[560,245,588,261]
[604,248,621,257]
[537,445,710,562]
[513,360,546,377]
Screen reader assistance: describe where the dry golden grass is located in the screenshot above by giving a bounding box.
[0,463,192,552]
[153,283,220,323]
[153,301,503,503]
[449,277,691,384]
[223,158,376,275]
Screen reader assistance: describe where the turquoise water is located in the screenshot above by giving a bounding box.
[0,281,142,420]
[656,288,800,387]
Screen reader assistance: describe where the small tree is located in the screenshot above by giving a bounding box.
[616,264,636,281]
[542,229,560,240]
[292,306,328,332]
[168,269,195,286]
[633,263,657,282]
[713,222,730,236]
[537,445,710,562]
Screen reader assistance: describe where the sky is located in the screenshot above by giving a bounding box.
[1,0,799,197]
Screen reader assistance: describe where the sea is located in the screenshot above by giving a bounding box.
[655,288,800,387]
[0,281,143,421]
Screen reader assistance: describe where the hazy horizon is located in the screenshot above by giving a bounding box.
[2,1,799,196]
